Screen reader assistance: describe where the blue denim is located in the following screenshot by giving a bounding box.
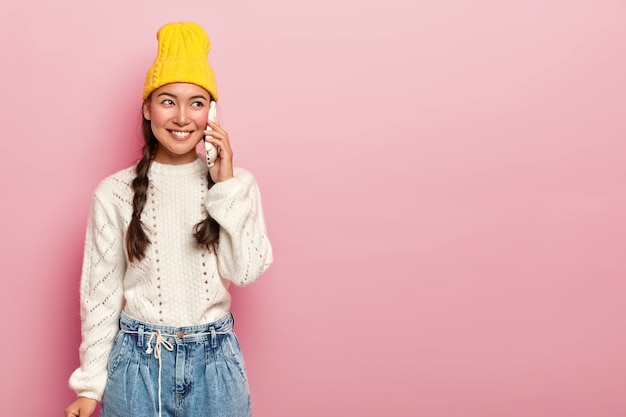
[100,312,251,417]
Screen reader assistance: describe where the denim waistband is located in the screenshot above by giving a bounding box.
[119,312,234,344]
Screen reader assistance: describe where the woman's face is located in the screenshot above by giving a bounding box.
[143,83,211,165]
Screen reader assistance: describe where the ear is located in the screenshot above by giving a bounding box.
[142,101,151,121]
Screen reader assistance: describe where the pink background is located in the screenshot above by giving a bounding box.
[1,1,625,416]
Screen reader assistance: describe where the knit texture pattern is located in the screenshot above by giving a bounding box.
[143,22,218,101]
[68,157,272,401]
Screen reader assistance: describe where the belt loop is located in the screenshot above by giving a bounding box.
[138,325,144,347]
[210,326,217,349]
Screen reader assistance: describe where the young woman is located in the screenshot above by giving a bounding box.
[64,22,273,417]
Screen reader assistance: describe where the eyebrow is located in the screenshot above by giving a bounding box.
[156,92,209,100]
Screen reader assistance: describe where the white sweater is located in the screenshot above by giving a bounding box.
[68,157,273,401]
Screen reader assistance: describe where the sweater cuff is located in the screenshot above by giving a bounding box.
[76,390,102,402]
[207,176,246,201]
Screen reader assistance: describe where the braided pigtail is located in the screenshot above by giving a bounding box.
[193,171,220,252]
[125,117,158,262]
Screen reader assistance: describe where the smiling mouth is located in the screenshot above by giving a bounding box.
[171,130,192,139]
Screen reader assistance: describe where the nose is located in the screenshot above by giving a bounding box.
[173,107,190,126]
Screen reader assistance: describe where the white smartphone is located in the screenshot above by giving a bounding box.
[204,101,218,167]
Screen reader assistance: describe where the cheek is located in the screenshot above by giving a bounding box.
[149,110,170,127]
[193,112,208,129]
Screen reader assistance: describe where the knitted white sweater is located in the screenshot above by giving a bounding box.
[68,157,273,401]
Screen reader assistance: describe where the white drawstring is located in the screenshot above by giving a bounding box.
[145,330,173,417]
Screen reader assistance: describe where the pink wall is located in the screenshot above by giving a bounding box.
[1,1,625,415]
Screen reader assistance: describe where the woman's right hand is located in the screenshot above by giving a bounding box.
[64,397,97,417]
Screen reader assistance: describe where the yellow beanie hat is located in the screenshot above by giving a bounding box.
[142,22,218,101]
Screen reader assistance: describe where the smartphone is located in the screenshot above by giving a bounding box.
[204,101,218,167]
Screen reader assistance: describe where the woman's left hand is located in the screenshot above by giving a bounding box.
[204,120,234,182]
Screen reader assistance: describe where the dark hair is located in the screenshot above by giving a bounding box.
[125,108,220,262]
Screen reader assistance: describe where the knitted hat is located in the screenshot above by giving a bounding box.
[142,22,218,101]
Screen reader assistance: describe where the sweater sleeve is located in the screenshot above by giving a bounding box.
[206,168,273,286]
[68,190,126,401]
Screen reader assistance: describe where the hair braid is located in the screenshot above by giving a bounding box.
[125,118,158,262]
[193,171,220,252]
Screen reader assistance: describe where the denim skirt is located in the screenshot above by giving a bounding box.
[100,312,251,417]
